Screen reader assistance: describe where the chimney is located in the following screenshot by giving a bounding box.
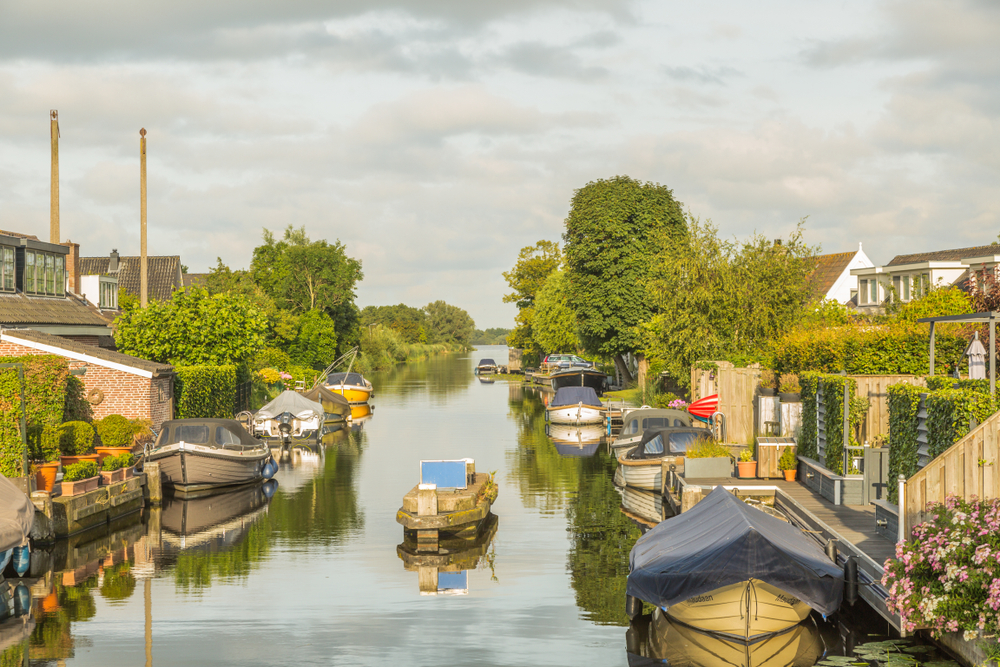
[109,249,119,272]
[62,241,81,293]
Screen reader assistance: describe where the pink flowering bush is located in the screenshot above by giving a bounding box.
[883,495,1000,638]
[668,399,688,409]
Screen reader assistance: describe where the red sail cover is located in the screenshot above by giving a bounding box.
[687,394,718,421]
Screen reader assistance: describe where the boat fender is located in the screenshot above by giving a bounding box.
[0,549,11,574]
[625,594,642,620]
[12,584,30,616]
[825,539,838,564]
[261,456,279,480]
[262,479,279,499]
[844,555,859,606]
[12,544,29,576]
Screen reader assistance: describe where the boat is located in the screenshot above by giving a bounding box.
[145,419,274,496]
[546,386,604,425]
[325,371,373,403]
[614,426,712,491]
[475,358,499,375]
[626,608,824,667]
[253,390,327,441]
[549,367,609,395]
[548,423,604,457]
[626,486,843,642]
[611,408,695,452]
[620,486,667,527]
[0,474,33,578]
[688,393,719,424]
[301,385,352,423]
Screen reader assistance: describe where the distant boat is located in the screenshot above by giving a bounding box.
[254,390,327,441]
[475,358,499,375]
[325,371,373,404]
[145,419,273,496]
[549,367,609,395]
[546,386,604,425]
[611,408,695,452]
[614,426,711,491]
[627,486,843,642]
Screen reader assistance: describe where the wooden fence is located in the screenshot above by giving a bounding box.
[904,408,1000,534]
[850,375,926,444]
[690,362,761,444]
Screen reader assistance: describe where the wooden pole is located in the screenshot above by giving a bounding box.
[991,315,996,399]
[144,577,152,667]
[50,110,59,244]
[929,322,936,376]
[140,128,148,307]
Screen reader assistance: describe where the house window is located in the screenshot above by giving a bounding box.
[99,280,117,309]
[0,248,13,292]
[860,280,868,304]
[892,276,901,302]
[45,254,54,295]
[55,256,64,296]
[24,252,35,293]
[870,279,878,304]
[902,275,910,301]
[920,273,930,297]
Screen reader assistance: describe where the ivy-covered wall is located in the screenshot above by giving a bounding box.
[797,372,865,475]
[887,384,922,504]
[798,372,820,460]
[174,365,237,419]
[0,355,69,476]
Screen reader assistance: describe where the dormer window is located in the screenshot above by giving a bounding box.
[0,248,14,293]
[23,249,66,297]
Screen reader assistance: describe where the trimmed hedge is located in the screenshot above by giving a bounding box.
[0,355,70,476]
[821,375,857,475]
[63,460,98,482]
[175,365,237,419]
[798,373,820,460]
[925,376,990,393]
[887,384,923,504]
[102,452,135,472]
[58,421,95,456]
[95,415,133,447]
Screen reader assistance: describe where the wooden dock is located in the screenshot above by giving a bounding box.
[663,473,899,631]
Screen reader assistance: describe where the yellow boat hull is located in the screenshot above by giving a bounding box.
[327,386,371,403]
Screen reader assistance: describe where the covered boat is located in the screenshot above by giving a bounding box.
[254,390,327,440]
[475,358,499,375]
[550,367,609,395]
[612,408,694,451]
[615,426,711,490]
[325,372,373,403]
[0,475,33,577]
[146,419,273,496]
[627,486,843,642]
[546,386,603,425]
[302,385,352,423]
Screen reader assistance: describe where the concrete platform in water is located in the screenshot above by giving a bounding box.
[396,471,498,546]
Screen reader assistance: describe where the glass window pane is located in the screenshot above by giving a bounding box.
[870,279,877,303]
[45,255,54,294]
[3,249,12,291]
[173,424,209,444]
[644,435,664,456]
[903,276,910,300]
[859,280,867,304]
[25,252,34,293]
[55,256,64,295]
[668,432,699,453]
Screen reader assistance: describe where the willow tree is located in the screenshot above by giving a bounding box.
[562,176,686,382]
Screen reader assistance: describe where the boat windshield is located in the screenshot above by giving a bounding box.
[327,372,365,386]
[644,435,664,456]
[642,416,688,429]
[667,432,701,454]
[624,420,640,434]
[165,424,210,445]
[216,427,242,446]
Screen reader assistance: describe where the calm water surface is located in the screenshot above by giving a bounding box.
[6,346,952,666]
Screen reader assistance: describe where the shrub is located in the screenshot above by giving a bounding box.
[63,375,93,422]
[94,415,133,447]
[0,355,70,476]
[738,447,754,462]
[759,368,775,390]
[798,373,820,460]
[778,373,800,394]
[174,365,237,419]
[37,425,61,463]
[130,418,153,445]
[779,446,797,471]
[63,461,98,482]
[58,421,95,456]
[884,496,1000,637]
[102,453,134,472]
[685,439,731,459]
[887,384,924,503]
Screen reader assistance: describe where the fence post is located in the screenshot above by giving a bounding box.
[897,474,906,543]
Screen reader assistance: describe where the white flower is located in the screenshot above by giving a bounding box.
[964,629,978,641]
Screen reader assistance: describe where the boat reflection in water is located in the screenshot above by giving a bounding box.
[271,445,324,494]
[547,423,604,458]
[626,609,824,667]
[619,486,669,528]
[350,403,373,427]
[397,513,498,596]
[160,480,277,551]
[0,580,33,661]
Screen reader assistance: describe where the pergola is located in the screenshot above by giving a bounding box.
[917,311,998,398]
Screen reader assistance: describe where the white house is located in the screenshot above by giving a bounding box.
[810,243,873,304]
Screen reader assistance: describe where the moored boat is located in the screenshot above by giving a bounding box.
[253,390,327,441]
[325,371,373,403]
[546,386,604,425]
[611,408,695,452]
[626,486,843,642]
[475,358,499,375]
[302,385,352,423]
[615,426,710,491]
[145,419,273,496]
[549,367,609,395]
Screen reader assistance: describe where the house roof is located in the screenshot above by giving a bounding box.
[887,244,1000,266]
[0,328,173,378]
[0,291,112,329]
[809,251,856,298]
[80,255,183,302]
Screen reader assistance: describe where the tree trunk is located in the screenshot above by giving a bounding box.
[637,354,649,389]
[614,354,634,386]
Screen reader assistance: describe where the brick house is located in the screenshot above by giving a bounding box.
[0,329,174,429]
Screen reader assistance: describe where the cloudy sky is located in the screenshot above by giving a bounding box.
[0,0,997,328]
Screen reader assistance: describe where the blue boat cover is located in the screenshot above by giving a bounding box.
[550,386,601,407]
[627,486,843,616]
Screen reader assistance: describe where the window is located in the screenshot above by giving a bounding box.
[870,279,878,304]
[625,420,639,434]
[45,254,54,295]
[216,427,242,446]
[859,280,868,304]
[173,424,209,444]
[0,248,13,292]
[644,435,664,456]
[902,275,910,301]
[55,255,64,296]
[922,273,930,296]
[892,276,901,302]
[24,252,35,293]
[668,432,700,454]
[641,417,666,429]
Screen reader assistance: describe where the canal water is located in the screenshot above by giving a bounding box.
[6,345,958,666]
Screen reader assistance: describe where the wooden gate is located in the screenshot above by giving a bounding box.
[849,375,926,443]
[690,362,761,444]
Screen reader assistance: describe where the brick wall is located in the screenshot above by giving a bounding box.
[0,340,173,429]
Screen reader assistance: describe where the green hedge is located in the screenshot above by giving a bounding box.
[821,375,857,475]
[63,460,98,482]
[175,365,237,419]
[887,384,923,503]
[798,372,821,460]
[95,414,133,446]
[58,421,95,456]
[797,372,866,474]
[772,325,967,376]
[0,355,70,476]
[925,376,991,393]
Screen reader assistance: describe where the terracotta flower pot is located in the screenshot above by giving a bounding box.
[61,476,99,497]
[100,468,127,485]
[60,454,99,467]
[737,461,757,479]
[35,461,59,493]
[783,469,797,482]
[95,446,133,466]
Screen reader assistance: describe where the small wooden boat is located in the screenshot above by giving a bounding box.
[325,372,373,403]
[611,408,694,452]
[475,358,499,375]
[546,386,603,425]
[619,486,666,527]
[615,427,711,490]
[627,487,843,642]
[549,367,609,395]
[145,419,272,496]
[253,390,327,441]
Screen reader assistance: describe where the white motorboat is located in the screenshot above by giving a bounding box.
[546,387,603,425]
[611,408,694,452]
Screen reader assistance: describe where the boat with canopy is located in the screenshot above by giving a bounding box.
[254,390,328,441]
[614,426,712,490]
[545,386,604,425]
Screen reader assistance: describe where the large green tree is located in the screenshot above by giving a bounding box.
[502,240,562,363]
[423,300,475,346]
[361,304,428,343]
[289,309,339,369]
[532,271,579,354]
[562,176,686,382]
[115,285,267,366]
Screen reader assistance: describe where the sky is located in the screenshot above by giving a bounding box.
[0,0,998,329]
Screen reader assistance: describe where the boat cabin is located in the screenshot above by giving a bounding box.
[625,427,713,460]
[619,409,693,437]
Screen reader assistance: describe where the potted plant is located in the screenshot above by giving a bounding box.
[95,415,135,460]
[34,425,61,494]
[683,438,734,478]
[779,446,798,481]
[100,453,135,485]
[59,421,99,467]
[737,447,757,478]
[61,461,99,496]
[778,373,801,402]
[758,369,776,396]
